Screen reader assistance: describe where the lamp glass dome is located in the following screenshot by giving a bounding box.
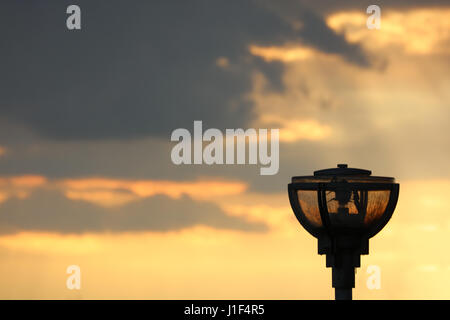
[288,164,399,239]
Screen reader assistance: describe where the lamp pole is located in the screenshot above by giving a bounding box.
[335,288,352,300]
[319,234,367,300]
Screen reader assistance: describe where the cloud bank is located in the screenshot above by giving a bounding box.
[0,190,267,234]
[0,0,374,140]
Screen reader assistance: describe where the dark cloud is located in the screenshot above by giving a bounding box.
[0,0,373,140]
[2,101,449,192]
[298,11,371,67]
[0,190,267,234]
[260,0,374,67]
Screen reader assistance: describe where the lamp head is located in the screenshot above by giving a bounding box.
[287,164,399,299]
[288,164,399,240]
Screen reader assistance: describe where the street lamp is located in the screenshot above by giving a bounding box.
[288,164,399,300]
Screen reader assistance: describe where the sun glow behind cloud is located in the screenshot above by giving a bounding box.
[327,8,450,55]
[0,3,449,300]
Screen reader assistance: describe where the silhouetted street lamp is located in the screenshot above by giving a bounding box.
[288,164,399,300]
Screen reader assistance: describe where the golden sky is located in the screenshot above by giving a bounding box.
[0,178,449,299]
[0,3,449,299]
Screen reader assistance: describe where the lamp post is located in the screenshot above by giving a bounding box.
[288,164,399,300]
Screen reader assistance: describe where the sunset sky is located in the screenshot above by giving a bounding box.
[0,0,449,299]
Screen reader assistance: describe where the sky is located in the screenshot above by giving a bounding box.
[0,0,449,299]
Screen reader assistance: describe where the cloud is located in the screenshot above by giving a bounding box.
[327,8,450,55]
[61,177,247,198]
[0,175,47,188]
[0,3,447,194]
[0,175,48,203]
[300,0,450,14]
[259,0,374,67]
[0,0,373,140]
[60,177,248,206]
[0,146,6,157]
[0,190,267,234]
[250,45,318,63]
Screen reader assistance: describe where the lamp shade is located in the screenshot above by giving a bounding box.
[288,164,399,239]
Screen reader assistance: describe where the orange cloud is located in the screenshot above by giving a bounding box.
[257,114,331,143]
[249,44,317,62]
[0,175,48,203]
[60,178,248,207]
[327,8,450,55]
[0,175,47,188]
[64,190,138,207]
[279,119,331,142]
[0,174,249,207]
